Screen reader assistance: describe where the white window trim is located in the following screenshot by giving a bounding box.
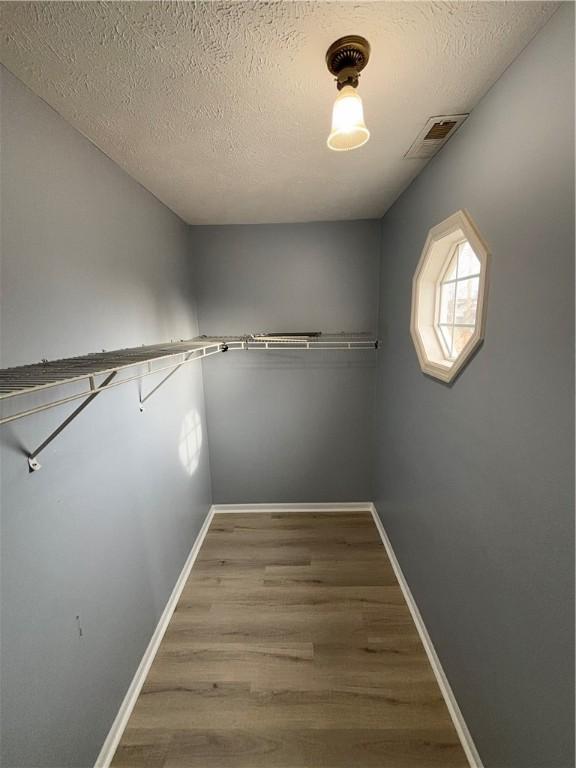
[410,209,490,384]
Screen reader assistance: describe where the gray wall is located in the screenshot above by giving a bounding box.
[0,66,212,767]
[191,221,379,503]
[373,6,574,768]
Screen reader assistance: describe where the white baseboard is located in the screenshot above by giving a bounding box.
[368,503,483,768]
[95,501,482,768]
[212,501,373,513]
[93,506,215,768]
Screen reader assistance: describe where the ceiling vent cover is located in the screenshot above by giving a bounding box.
[405,114,468,159]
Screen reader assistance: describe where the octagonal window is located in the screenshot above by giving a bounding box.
[410,210,490,383]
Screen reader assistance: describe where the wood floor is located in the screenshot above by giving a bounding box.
[112,511,468,767]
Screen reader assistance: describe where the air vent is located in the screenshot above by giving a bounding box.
[404,114,468,159]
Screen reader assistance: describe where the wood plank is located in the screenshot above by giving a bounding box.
[111,511,468,768]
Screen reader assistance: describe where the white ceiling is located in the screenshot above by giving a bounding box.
[0,1,557,225]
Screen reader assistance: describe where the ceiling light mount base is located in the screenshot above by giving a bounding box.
[326,35,370,90]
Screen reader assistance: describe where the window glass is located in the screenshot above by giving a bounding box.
[453,326,474,357]
[436,239,480,361]
[443,250,458,281]
[455,277,479,324]
[440,324,453,353]
[456,241,480,278]
[439,282,455,324]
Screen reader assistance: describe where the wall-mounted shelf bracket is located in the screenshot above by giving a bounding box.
[27,371,117,472]
[139,344,224,411]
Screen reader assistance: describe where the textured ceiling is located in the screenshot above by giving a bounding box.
[0,1,557,224]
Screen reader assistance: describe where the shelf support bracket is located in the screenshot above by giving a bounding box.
[27,371,117,472]
[139,349,200,411]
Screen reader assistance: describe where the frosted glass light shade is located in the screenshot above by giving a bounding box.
[327,85,370,151]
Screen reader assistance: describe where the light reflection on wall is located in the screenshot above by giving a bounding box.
[178,410,202,476]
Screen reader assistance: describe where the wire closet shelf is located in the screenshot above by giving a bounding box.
[0,333,378,427]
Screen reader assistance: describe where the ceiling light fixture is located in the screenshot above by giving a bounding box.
[325,35,370,152]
